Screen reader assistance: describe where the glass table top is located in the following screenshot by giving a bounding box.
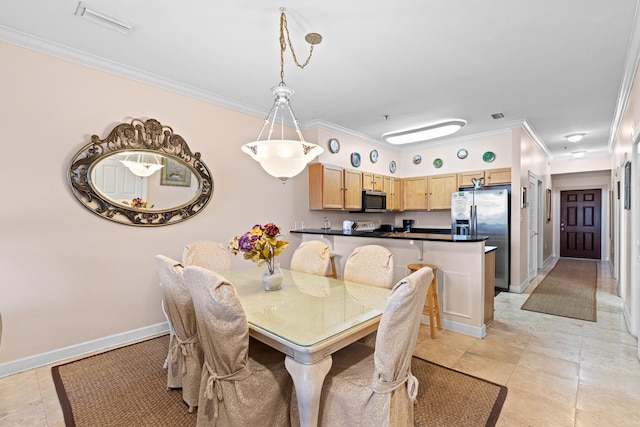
[224,268,389,347]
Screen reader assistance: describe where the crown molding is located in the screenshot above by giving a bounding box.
[609,3,640,152]
[521,119,552,159]
[0,24,268,120]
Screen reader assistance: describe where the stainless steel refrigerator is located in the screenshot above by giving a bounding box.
[451,187,510,291]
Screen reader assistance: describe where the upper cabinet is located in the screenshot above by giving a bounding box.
[362,172,383,192]
[403,176,428,210]
[427,174,457,210]
[458,168,511,187]
[383,176,402,211]
[308,163,362,210]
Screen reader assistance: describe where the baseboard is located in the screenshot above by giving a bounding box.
[421,314,486,338]
[0,322,169,379]
[509,278,531,294]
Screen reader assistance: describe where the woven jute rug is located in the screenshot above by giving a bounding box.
[53,336,507,427]
[521,258,597,321]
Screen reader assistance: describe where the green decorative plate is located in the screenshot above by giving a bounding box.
[483,151,496,163]
[433,158,443,168]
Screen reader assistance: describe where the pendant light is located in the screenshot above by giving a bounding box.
[242,9,324,183]
[120,152,164,177]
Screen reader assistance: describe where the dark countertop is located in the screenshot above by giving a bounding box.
[290,229,489,243]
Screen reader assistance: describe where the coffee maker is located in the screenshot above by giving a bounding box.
[402,219,415,232]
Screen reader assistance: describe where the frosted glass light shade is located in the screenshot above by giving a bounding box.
[121,160,164,177]
[383,120,466,144]
[242,140,324,183]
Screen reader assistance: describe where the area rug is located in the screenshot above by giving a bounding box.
[52,336,507,427]
[521,258,597,321]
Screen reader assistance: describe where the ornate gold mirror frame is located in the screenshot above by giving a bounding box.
[68,118,213,226]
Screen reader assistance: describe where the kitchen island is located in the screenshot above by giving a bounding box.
[291,229,492,338]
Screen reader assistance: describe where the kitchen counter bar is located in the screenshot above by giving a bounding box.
[291,229,488,242]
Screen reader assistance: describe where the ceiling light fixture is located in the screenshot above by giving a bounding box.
[566,133,586,143]
[120,152,164,177]
[383,120,466,145]
[241,9,324,183]
[75,2,132,34]
[571,151,587,158]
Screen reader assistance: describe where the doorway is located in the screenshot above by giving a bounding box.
[560,189,602,259]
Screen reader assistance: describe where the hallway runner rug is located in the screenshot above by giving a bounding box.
[521,258,597,321]
[52,335,507,427]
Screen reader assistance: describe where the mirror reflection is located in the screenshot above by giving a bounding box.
[69,118,213,226]
[90,151,199,212]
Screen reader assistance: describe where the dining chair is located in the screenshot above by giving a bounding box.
[155,255,204,413]
[182,240,231,272]
[293,266,432,427]
[183,265,293,427]
[343,245,394,288]
[290,240,331,276]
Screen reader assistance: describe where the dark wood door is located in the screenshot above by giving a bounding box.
[560,189,601,259]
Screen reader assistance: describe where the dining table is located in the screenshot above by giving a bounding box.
[223,267,391,427]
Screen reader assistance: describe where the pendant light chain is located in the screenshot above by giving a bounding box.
[279,11,318,86]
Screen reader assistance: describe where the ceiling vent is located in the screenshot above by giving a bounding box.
[75,2,132,34]
[491,112,504,119]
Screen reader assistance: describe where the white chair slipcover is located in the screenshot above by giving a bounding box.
[294,267,432,427]
[155,255,204,412]
[182,240,231,272]
[183,265,293,427]
[290,241,331,276]
[343,245,394,288]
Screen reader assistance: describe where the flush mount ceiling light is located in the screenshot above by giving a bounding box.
[120,152,164,177]
[383,120,466,145]
[75,2,132,34]
[571,151,587,158]
[566,133,586,143]
[242,9,324,183]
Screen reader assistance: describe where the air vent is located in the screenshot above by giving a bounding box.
[75,2,132,34]
[491,112,505,119]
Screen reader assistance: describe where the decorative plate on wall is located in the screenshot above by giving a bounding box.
[433,158,443,168]
[370,149,379,163]
[328,138,340,153]
[351,152,361,167]
[389,160,396,174]
[483,151,496,163]
[413,154,422,165]
[457,148,468,159]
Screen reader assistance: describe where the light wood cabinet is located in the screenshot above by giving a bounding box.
[485,168,511,186]
[403,176,428,210]
[362,172,383,191]
[427,174,457,210]
[458,168,511,188]
[383,176,402,211]
[308,163,362,210]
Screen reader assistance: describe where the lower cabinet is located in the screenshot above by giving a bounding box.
[484,250,495,325]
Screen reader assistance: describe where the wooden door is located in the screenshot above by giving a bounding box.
[560,189,601,259]
[403,177,427,210]
[343,169,362,210]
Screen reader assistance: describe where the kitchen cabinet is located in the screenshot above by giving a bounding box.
[403,176,428,210]
[308,163,362,210]
[383,176,402,211]
[362,172,383,191]
[427,174,457,210]
[484,249,495,325]
[458,168,511,188]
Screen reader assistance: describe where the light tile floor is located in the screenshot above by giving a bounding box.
[1,258,639,426]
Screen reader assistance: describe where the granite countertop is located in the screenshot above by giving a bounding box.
[290,229,489,243]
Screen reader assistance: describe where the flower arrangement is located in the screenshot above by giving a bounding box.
[121,198,153,209]
[229,223,289,274]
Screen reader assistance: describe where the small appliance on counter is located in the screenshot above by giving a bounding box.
[351,220,377,231]
[402,219,415,232]
[377,224,395,232]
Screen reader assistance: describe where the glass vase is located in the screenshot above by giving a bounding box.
[262,262,283,291]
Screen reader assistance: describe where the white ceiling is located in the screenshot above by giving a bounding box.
[1,0,638,160]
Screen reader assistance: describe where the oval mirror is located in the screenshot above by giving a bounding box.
[69,118,213,226]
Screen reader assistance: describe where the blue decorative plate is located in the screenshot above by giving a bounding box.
[370,149,379,163]
[413,155,422,165]
[433,158,443,168]
[351,152,361,168]
[389,160,396,173]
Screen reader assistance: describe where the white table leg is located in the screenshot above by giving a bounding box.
[285,355,332,427]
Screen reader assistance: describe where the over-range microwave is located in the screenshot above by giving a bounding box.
[352,190,387,213]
